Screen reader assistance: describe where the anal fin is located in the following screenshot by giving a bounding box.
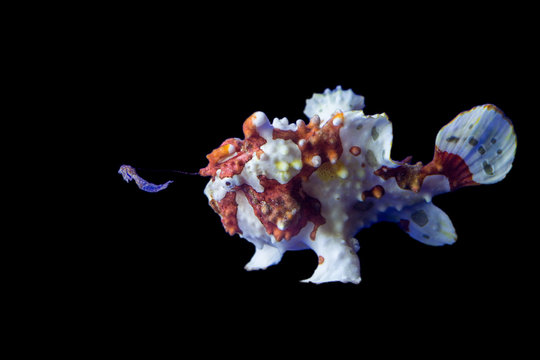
[386,202,457,246]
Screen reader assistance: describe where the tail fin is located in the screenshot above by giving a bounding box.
[423,104,517,190]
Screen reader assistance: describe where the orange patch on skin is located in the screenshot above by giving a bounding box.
[208,143,233,162]
[318,255,325,265]
[272,112,344,181]
[200,114,267,178]
[203,139,241,167]
[239,176,325,242]
[215,192,241,236]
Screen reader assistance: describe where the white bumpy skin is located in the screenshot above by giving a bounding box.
[201,86,516,284]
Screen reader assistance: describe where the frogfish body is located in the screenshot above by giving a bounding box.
[198,86,516,284]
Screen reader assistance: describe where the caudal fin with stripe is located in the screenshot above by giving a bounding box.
[423,104,517,190]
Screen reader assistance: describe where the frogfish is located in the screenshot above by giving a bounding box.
[121,86,517,284]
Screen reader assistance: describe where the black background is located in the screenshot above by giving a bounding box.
[64,5,536,352]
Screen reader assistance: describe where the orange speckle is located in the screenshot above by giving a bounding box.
[372,185,385,199]
[327,150,339,163]
[349,146,362,156]
[318,255,325,265]
[242,113,260,139]
[362,185,385,200]
[330,112,344,126]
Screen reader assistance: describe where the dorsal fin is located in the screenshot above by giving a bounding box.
[304,86,365,124]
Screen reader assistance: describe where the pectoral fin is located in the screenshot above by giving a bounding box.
[388,202,457,246]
